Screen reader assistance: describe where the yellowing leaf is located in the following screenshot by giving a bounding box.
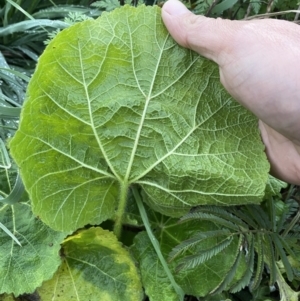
[10,5,269,233]
[37,227,143,301]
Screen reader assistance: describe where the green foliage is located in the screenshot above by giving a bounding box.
[37,227,143,301]
[190,0,300,20]
[44,11,92,45]
[170,198,300,295]
[10,5,269,237]
[0,202,66,295]
[1,1,300,301]
[132,232,181,301]
[91,0,121,11]
[265,175,287,200]
[131,198,248,298]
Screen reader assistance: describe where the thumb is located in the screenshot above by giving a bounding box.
[161,0,238,63]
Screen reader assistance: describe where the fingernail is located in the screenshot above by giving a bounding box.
[164,0,190,16]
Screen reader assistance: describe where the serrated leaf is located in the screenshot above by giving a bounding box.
[176,236,234,270]
[180,211,240,231]
[37,227,143,301]
[248,205,271,229]
[251,1,262,15]
[250,233,264,291]
[169,229,231,261]
[0,203,66,296]
[230,234,255,293]
[10,5,269,232]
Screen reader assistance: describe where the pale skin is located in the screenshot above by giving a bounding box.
[162,0,300,185]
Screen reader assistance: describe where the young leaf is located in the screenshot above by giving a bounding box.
[180,211,240,231]
[10,5,269,233]
[0,202,66,295]
[169,229,231,261]
[230,234,255,293]
[37,227,143,301]
[176,236,234,271]
[250,233,264,291]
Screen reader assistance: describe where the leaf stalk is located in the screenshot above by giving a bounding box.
[113,181,128,239]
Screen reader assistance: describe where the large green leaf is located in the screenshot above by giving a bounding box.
[0,202,66,295]
[10,5,269,232]
[37,227,143,301]
[131,209,247,297]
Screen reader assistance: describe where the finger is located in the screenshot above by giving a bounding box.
[259,121,300,185]
[161,0,239,63]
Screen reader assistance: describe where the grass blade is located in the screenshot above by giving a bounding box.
[0,173,24,205]
[0,220,22,246]
[0,19,69,36]
[133,186,185,301]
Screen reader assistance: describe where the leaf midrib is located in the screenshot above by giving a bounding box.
[78,40,122,183]
[123,19,169,183]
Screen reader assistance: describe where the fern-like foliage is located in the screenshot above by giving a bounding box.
[91,0,121,11]
[44,11,92,45]
[169,194,300,294]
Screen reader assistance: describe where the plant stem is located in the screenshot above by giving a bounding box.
[132,186,185,301]
[113,181,128,239]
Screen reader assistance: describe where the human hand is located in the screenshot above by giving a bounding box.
[162,0,300,185]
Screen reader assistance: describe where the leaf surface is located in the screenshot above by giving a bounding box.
[131,231,181,301]
[0,202,65,295]
[131,209,247,297]
[37,227,143,301]
[10,5,269,232]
